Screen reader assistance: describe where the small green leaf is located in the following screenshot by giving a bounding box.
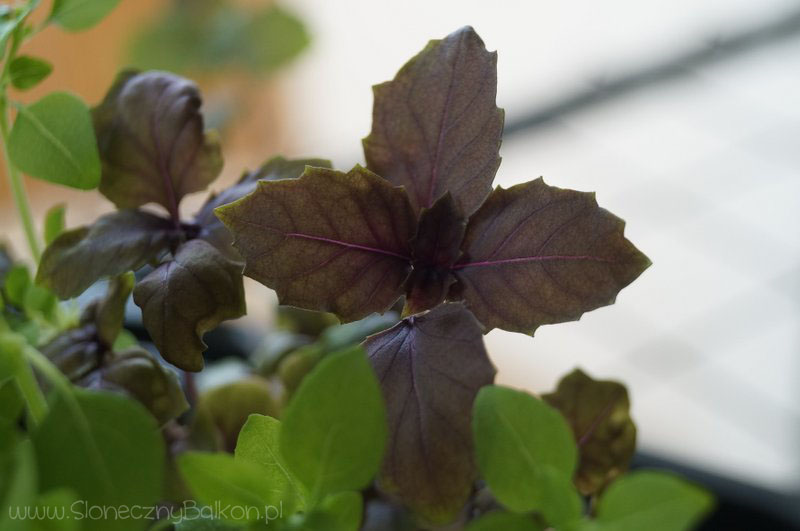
[190,378,279,453]
[543,369,636,495]
[473,385,581,525]
[4,265,30,307]
[235,414,306,512]
[280,347,387,501]
[32,389,165,531]
[466,511,545,531]
[43,203,66,245]
[9,55,53,90]
[9,92,101,190]
[93,272,134,346]
[592,471,714,531]
[49,0,122,32]
[133,240,246,371]
[178,452,282,523]
[37,209,175,299]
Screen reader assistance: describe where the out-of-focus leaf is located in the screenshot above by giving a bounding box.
[0,440,37,531]
[3,266,57,321]
[217,166,416,322]
[275,306,338,337]
[245,5,310,73]
[178,452,281,523]
[473,386,581,525]
[319,312,398,351]
[278,345,323,396]
[363,26,503,217]
[37,209,175,299]
[133,239,245,371]
[32,389,165,531]
[9,55,53,90]
[0,380,24,423]
[80,348,188,426]
[0,5,29,52]
[9,92,101,189]
[189,377,279,453]
[543,369,636,495]
[0,246,12,284]
[92,273,134,346]
[43,203,66,246]
[40,324,100,381]
[293,491,363,531]
[235,414,306,512]
[590,471,714,531]
[50,0,122,31]
[404,193,465,315]
[196,156,330,260]
[452,178,650,333]
[466,511,545,531]
[93,71,223,211]
[363,304,495,524]
[280,347,386,500]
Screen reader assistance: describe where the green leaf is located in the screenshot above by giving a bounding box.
[81,347,189,425]
[592,471,713,531]
[133,239,246,371]
[473,385,581,525]
[9,55,53,90]
[363,303,495,523]
[49,0,122,32]
[93,71,223,211]
[452,178,651,334]
[32,388,165,531]
[179,452,283,523]
[294,491,363,531]
[403,193,465,315]
[466,511,545,531]
[0,4,31,52]
[216,165,416,322]
[363,26,503,217]
[0,440,37,531]
[235,414,306,512]
[92,272,134,346]
[0,380,24,423]
[8,92,101,190]
[43,203,65,246]
[543,369,636,495]
[190,378,279,453]
[280,347,387,501]
[37,209,176,298]
[195,156,331,260]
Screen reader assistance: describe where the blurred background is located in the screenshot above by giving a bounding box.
[1,0,798,525]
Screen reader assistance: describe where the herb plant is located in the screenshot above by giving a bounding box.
[0,3,714,530]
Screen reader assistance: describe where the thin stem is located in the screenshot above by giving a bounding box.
[23,344,72,397]
[14,358,47,426]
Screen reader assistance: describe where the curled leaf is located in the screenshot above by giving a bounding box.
[133,239,246,371]
[363,303,495,523]
[217,165,416,322]
[404,193,465,315]
[453,178,651,333]
[37,209,176,299]
[543,369,636,495]
[363,26,503,217]
[195,156,331,259]
[93,70,223,213]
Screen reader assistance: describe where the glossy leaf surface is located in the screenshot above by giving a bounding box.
[364,304,495,523]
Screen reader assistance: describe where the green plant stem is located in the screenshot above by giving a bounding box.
[15,359,47,426]
[23,343,71,397]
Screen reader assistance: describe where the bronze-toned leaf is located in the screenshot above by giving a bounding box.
[37,210,176,299]
[363,26,504,217]
[363,303,495,523]
[195,156,331,259]
[216,165,416,322]
[404,193,465,316]
[133,239,246,371]
[93,70,223,214]
[542,369,636,495]
[452,178,651,333]
[80,347,188,426]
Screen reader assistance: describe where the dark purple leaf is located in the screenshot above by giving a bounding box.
[363,303,495,523]
[195,156,331,259]
[452,178,651,333]
[93,70,223,216]
[363,26,504,217]
[133,239,246,371]
[404,193,465,315]
[216,165,417,322]
[36,209,176,299]
[543,369,636,495]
